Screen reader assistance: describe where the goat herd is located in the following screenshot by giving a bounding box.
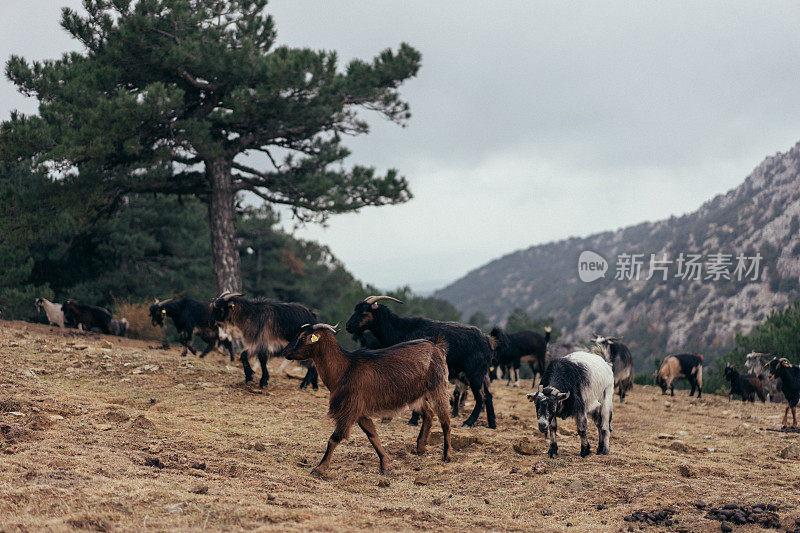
[27,293,800,476]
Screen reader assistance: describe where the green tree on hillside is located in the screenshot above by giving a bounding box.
[504,307,561,341]
[2,0,420,293]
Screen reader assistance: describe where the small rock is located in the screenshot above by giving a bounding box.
[8,412,25,417]
[720,521,732,532]
[695,500,708,509]
[451,434,479,451]
[253,441,266,452]
[513,437,537,455]
[484,498,490,504]
[190,462,206,470]
[678,465,696,478]
[74,344,88,350]
[533,462,547,474]
[190,484,208,494]
[779,443,799,459]
[657,434,675,440]
[377,479,390,488]
[669,441,689,453]
[144,456,163,468]
[413,476,429,486]
[100,340,113,349]
[165,503,186,514]
[48,415,65,421]
[93,423,113,431]
[22,369,38,379]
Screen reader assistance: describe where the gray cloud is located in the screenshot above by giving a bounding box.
[3,1,800,291]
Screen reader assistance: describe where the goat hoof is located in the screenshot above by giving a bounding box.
[310,468,326,478]
[244,376,254,383]
[580,448,591,457]
[259,380,269,388]
[462,419,476,427]
[488,421,497,429]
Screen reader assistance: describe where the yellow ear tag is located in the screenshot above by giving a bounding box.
[371,303,378,309]
[161,309,166,314]
[309,333,319,343]
[230,303,235,308]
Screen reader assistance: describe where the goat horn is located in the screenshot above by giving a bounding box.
[153,298,159,305]
[312,322,339,333]
[538,384,543,393]
[219,292,243,300]
[607,336,622,341]
[363,295,404,305]
[592,332,600,338]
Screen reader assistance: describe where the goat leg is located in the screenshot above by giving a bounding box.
[312,421,349,477]
[432,395,453,462]
[240,349,254,383]
[548,420,558,458]
[483,376,497,429]
[415,402,434,455]
[257,350,270,388]
[462,377,485,427]
[407,411,421,426]
[577,413,590,457]
[357,417,390,475]
[198,340,215,358]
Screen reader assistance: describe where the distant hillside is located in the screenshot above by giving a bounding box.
[435,141,800,369]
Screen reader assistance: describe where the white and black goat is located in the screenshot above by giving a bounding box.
[589,333,634,402]
[527,351,614,458]
[34,297,65,328]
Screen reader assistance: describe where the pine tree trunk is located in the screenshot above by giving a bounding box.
[207,158,242,294]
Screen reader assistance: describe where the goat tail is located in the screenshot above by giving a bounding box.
[432,334,448,359]
[697,353,704,362]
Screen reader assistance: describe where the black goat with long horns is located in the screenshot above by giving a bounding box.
[345,295,497,428]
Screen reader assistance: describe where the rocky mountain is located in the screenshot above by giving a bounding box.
[435,141,800,369]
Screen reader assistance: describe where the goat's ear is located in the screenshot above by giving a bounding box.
[557,391,570,401]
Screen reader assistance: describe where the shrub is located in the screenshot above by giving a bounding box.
[113,299,164,341]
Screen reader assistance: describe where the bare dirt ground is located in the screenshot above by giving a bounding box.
[1,320,799,532]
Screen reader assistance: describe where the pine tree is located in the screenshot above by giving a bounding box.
[2,0,420,293]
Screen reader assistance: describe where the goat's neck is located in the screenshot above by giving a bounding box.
[370,308,406,347]
[310,347,349,391]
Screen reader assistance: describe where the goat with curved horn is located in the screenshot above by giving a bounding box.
[312,322,340,333]
[364,295,404,305]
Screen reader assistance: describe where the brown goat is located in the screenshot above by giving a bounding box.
[280,323,452,476]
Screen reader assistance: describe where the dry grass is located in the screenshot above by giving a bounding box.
[113,299,163,341]
[1,319,799,532]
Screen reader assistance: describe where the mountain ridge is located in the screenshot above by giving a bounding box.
[435,141,800,368]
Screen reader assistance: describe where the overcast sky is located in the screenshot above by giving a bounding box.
[3,2,800,292]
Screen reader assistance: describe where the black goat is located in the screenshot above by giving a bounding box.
[149,298,234,360]
[765,358,800,427]
[209,292,318,390]
[62,300,112,334]
[490,326,551,387]
[723,364,766,403]
[345,295,496,429]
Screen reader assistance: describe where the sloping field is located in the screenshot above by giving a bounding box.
[1,320,799,532]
